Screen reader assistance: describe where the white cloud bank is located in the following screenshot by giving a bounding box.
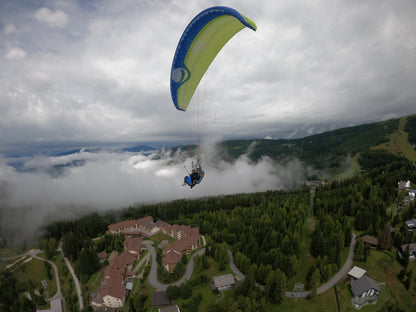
[0,144,308,244]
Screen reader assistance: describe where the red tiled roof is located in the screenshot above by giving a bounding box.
[165,234,200,254]
[100,273,125,300]
[162,250,182,265]
[108,216,154,232]
[124,237,142,253]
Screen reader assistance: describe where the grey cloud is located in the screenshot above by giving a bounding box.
[1,0,415,145]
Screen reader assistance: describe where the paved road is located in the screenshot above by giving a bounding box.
[284,233,357,298]
[31,252,62,301]
[143,240,205,291]
[317,234,357,294]
[227,250,244,280]
[224,234,358,298]
[59,245,84,310]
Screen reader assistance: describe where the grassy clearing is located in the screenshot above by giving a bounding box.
[373,117,416,162]
[13,257,56,298]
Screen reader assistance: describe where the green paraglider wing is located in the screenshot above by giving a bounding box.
[171,6,256,111]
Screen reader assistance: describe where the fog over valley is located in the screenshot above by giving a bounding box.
[0,142,309,244]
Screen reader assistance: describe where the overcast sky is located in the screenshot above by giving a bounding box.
[1,0,416,151]
[1,0,416,242]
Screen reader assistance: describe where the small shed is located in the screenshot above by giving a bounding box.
[362,235,379,248]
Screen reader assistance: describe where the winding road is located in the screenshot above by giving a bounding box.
[1,249,64,302]
[284,233,357,298]
[144,233,357,298]
[1,232,357,308]
[143,240,205,291]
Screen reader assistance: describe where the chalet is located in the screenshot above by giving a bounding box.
[162,251,182,273]
[107,216,157,237]
[156,220,171,234]
[97,251,107,263]
[409,189,416,201]
[350,275,381,309]
[91,242,138,308]
[123,237,142,256]
[100,274,125,308]
[211,274,236,291]
[361,235,378,248]
[165,234,201,255]
[398,180,411,191]
[348,266,366,280]
[398,243,416,261]
[151,291,170,308]
[405,219,416,231]
[162,234,201,272]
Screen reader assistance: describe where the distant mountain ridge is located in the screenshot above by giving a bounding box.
[215,114,416,171]
[4,114,416,178]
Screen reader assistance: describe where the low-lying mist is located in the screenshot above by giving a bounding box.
[0,143,309,245]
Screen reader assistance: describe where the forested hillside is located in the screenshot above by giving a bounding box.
[405,115,416,146]
[220,118,401,169]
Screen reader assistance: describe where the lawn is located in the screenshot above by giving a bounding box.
[13,257,57,299]
[373,116,416,162]
[270,288,337,312]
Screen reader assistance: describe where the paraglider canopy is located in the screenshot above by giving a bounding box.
[170,6,257,111]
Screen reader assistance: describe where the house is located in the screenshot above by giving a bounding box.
[151,291,170,308]
[124,237,142,256]
[398,180,411,191]
[162,233,201,272]
[162,251,182,273]
[348,266,366,280]
[350,275,381,309]
[91,242,138,309]
[100,274,125,308]
[361,235,378,248]
[405,219,416,231]
[211,274,236,291]
[97,251,108,263]
[398,243,416,261]
[107,216,158,237]
[409,189,416,201]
